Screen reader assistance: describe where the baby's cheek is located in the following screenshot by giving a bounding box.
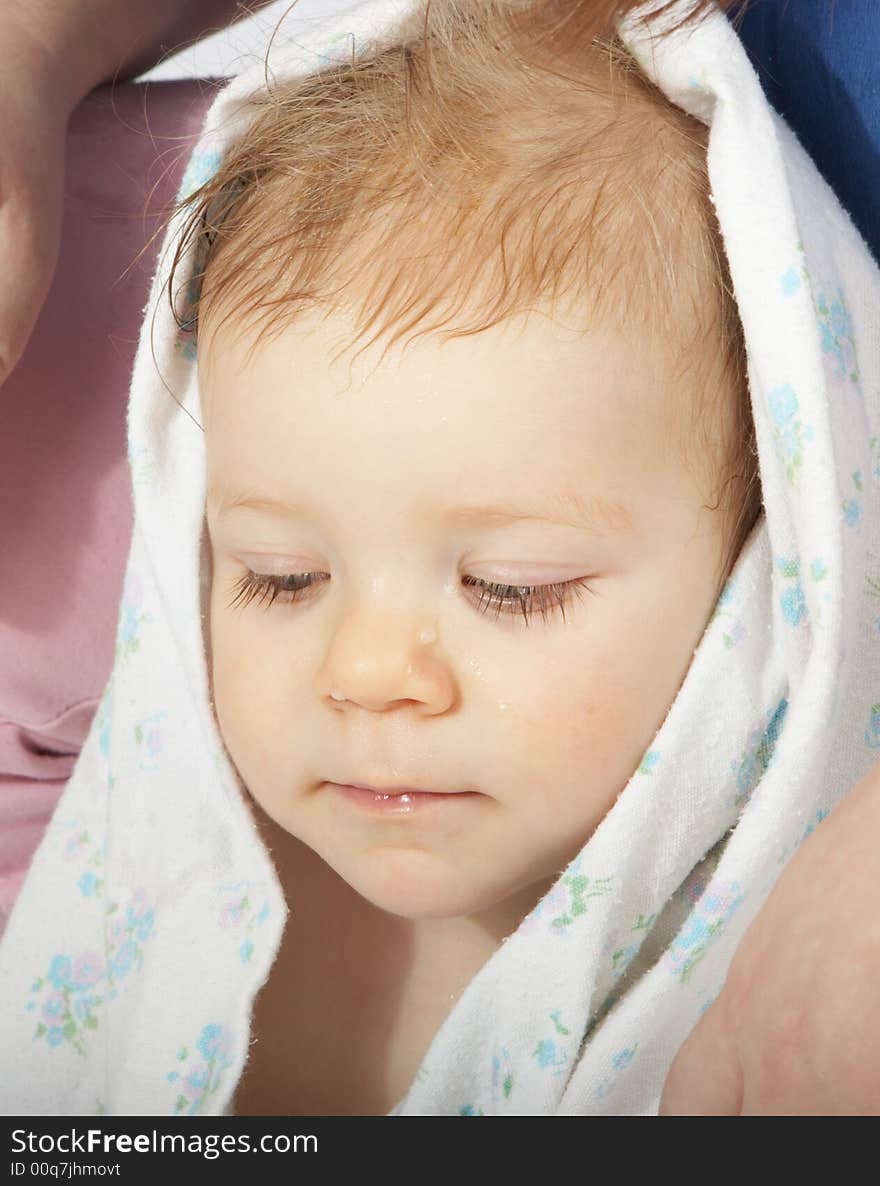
[508,675,607,765]
[209,620,267,758]
[211,621,312,785]
[558,695,620,767]
[209,650,251,765]
[518,675,644,792]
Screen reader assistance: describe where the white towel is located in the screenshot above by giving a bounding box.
[2,0,878,1115]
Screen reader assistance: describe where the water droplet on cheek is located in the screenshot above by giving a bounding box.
[498,701,510,713]
[419,626,437,645]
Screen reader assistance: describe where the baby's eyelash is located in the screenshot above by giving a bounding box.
[227,570,594,625]
[460,576,594,624]
[228,571,327,613]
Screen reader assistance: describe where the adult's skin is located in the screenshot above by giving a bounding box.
[661,759,880,1115]
[1,0,878,1115]
[0,0,273,386]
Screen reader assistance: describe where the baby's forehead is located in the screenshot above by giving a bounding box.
[200,296,727,518]
[201,279,724,417]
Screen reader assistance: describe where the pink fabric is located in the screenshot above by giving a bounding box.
[0,80,218,928]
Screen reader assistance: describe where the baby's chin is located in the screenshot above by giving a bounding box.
[319,842,556,930]
[244,788,565,929]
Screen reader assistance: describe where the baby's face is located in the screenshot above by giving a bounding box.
[200,302,726,930]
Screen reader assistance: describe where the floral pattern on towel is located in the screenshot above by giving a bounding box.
[768,383,815,486]
[167,1023,233,1115]
[27,890,154,1056]
[816,286,858,385]
[217,882,272,964]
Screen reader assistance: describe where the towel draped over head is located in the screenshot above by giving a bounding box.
[2,0,879,1115]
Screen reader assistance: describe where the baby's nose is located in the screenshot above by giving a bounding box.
[317,606,456,715]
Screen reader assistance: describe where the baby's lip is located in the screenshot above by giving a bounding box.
[325,782,485,814]
[331,781,468,796]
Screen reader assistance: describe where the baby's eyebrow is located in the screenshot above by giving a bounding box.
[207,483,635,536]
[447,492,636,535]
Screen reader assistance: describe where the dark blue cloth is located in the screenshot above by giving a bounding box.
[734,0,879,262]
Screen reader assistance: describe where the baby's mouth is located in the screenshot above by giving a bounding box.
[324,781,483,815]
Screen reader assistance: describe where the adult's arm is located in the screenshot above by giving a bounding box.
[660,759,880,1114]
[13,0,275,102]
[0,1,274,386]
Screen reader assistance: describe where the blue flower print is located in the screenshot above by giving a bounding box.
[30,890,156,1056]
[110,939,138,979]
[800,808,830,844]
[115,600,152,665]
[779,246,809,298]
[842,471,864,530]
[596,1047,639,1101]
[664,882,745,982]
[843,499,862,529]
[816,286,858,384]
[780,266,802,296]
[174,336,198,363]
[867,570,880,631]
[47,955,73,990]
[768,384,814,485]
[777,557,808,629]
[866,704,880,750]
[611,942,639,973]
[177,149,222,203]
[186,1066,209,1092]
[217,883,271,963]
[491,1046,514,1104]
[781,583,805,626]
[42,991,65,1021]
[63,822,104,898]
[96,696,111,761]
[716,578,735,608]
[134,910,154,943]
[711,577,747,649]
[686,68,709,93]
[638,749,660,774]
[170,1024,233,1115]
[533,1038,567,1076]
[134,711,168,773]
[769,382,798,425]
[613,1047,636,1072]
[731,697,788,808]
[71,955,103,990]
[196,1023,224,1062]
[33,951,104,1056]
[78,871,100,898]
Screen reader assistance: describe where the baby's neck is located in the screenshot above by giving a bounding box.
[231,819,516,1114]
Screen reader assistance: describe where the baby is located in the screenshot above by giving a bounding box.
[172,0,761,1113]
[3,0,876,1119]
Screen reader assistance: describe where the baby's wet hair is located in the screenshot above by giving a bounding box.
[168,0,760,596]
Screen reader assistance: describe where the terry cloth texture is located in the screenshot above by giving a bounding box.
[1,0,878,1115]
